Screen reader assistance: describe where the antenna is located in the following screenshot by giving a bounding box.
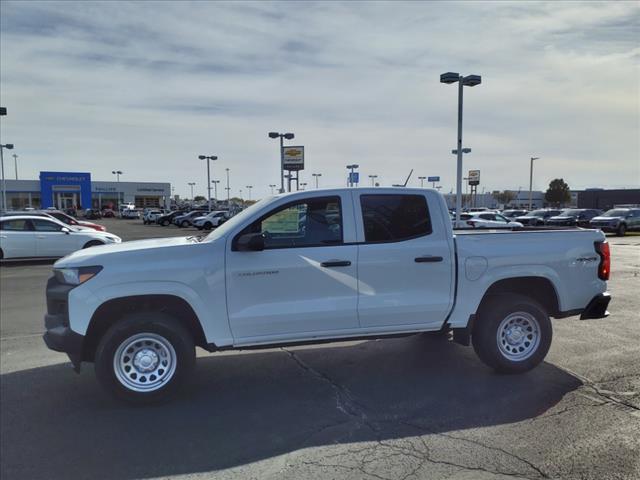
[393,169,414,187]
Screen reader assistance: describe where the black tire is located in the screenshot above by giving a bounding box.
[204,222,212,230]
[161,219,170,226]
[181,220,189,228]
[616,223,626,237]
[472,294,552,373]
[95,312,195,404]
[0,248,3,260]
[83,240,104,249]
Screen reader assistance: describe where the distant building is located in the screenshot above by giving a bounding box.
[3,171,171,210]
[577,189,640,210]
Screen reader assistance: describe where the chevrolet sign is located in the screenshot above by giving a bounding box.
[283,146,305,171]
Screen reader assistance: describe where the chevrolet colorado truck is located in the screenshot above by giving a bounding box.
[43,188,611,403]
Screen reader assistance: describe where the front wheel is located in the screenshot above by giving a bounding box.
[204,222,212,230]
[83,240,104,249]
[181,220,189,228]
[472,294,552,373]
[95,312,195,404]
[161,220,170,226]
[616,223,626,237]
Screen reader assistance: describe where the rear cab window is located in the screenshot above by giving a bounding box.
[359,194,431,243]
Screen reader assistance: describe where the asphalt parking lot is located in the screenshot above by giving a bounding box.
[1,219,639,480]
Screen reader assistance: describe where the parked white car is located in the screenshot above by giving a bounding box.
[192,211,229,230]
[0,215,121,259]
[143,210,164,225]
[461,212,524,229]
[43,188,610,403]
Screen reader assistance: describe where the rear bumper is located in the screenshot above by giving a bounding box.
[580,292,611,320]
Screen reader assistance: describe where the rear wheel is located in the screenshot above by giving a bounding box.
[472,294,551,373]
[161,219,170,226]
[181,220,189,228]
[204,222,213,230]
[95,312,195,404]
[616,223,626,237]
[83,240,104,249]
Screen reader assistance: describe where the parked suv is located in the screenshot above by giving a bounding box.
[547,209,602,228]
[193,211,229,230]
[590,208,640,236]
[156,210,185,226]
[173,210,204,228]
[143,210,164,225]
[514,209,563,226]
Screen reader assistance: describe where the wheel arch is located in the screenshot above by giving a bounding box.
[83,294,208,362]
[478,276,560,317]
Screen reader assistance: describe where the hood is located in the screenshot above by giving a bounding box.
[548,216,576,221]
[591,215,622,222]
[54,236,200,268]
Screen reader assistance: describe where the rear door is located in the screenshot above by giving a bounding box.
[0,219,37,258]
[355,192,454,329]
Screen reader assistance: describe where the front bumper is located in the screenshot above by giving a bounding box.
[590,223,617,232]
[580,292,611,320]
[42,275,85,371]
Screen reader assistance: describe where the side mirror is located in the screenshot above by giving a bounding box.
[236,233,265,251]
[61,227,71,234]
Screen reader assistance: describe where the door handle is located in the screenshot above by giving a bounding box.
[415,256,443,263]
[321,260,352,267]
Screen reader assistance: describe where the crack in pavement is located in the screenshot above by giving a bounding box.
[281,347,547,480]
[555,365,640,412]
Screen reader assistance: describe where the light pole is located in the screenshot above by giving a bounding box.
[245,185,253,200]
[418,176,426,188]
[440,71,482,225]
[346,164,359,187]
[188,182,196,200]
[268,131,294,193]
[12,154,18,180]
[111,170,123,208]
[269,184,277,195]
[529,157,539,210]
[1,143,15,211]
[225,168,230,203]
[211,180,220,201]
[368,174,378,187]
[312,173,322,188]
[198,155,218,212]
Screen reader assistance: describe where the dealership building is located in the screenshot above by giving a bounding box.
[2,172,171,210]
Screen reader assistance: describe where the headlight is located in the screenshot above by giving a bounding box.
[54,266,103,285]
[104,235,121,243]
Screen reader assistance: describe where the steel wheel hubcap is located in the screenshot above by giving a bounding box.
[496,311,540,361]
[114,333,177,392]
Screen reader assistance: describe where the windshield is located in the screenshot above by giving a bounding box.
[559,209,582,216]
[525,210,547,217]
[204,197,277,242]
[602,209,628,217]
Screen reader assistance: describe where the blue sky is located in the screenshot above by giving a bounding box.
[1,1,638,198]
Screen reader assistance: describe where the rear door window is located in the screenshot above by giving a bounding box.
[0,219,32,231]
[360,194,431,243]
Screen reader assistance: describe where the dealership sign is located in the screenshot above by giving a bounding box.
[427,176,440,182]
[468,170,480,186]
[282,146,304,171]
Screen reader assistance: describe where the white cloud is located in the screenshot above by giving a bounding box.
[1,0,638,198]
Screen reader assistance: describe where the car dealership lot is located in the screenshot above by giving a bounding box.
[1,220,639,480]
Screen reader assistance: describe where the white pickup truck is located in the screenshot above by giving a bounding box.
[43,188,611,403]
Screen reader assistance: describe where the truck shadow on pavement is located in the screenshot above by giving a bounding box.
[0,335,582,480]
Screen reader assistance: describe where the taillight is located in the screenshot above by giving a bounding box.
[595,241,610,281]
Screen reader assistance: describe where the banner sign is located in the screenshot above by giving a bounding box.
[282,146,305,171]
[427,176,440,182]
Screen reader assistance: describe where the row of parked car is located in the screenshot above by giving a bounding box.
[142,209,231,230]
[453,206,640,235]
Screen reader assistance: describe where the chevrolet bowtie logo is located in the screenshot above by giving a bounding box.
[285,149,302,156]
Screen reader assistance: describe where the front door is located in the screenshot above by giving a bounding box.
[0,218,37,258]
[355,193,454,329]
[31,218,78,257]
[226,194,359,342]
